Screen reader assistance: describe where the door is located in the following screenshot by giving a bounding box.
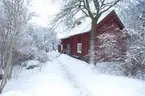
[67,44,71,55]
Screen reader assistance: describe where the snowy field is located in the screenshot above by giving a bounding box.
[1,52,145,96]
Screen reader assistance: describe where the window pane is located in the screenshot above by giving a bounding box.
[77,43,82,53]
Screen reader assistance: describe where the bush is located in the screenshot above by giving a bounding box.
[22,60,40,69]
[12,49,34,65]
[121,61,145,78]
[95,61,145,80]
[34,51,50,63]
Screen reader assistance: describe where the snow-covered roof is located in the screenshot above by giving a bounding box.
[61,18,91,39]
[59,11,111,39]
[59,10,124,39]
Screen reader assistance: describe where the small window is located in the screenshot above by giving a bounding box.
[67,44,70,49]
[61,44,63,51]
[67,44,71,54]
[77,43,82,53]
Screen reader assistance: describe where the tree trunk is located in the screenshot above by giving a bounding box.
[0,38,14,93]
[89,19,97,65]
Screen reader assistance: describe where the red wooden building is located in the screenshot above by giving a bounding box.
[58,10,126,62]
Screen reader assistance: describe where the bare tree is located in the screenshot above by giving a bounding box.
[52,0,121,64]
[0,0,32,93]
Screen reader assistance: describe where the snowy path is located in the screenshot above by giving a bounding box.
[0,52,145,96]
[53,58,95,96]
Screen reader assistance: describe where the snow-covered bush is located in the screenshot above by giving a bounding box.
[95,62,124,75]
[12,25,59,65]
[12,46,38,65]
[22,60,40,70]
[17,46,38,57]
[95,61,145,80]
[118,1,145,78]
[34,51,50,63]
[17,47,49,63]
[25,25,60,52]
[121,30,145,77]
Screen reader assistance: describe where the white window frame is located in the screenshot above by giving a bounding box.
[77,43,82,53]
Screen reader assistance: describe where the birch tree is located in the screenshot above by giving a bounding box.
[52,0,121,64]
[0,0,32,93]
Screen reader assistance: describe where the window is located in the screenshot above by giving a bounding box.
[67,44,70,49]
[61,44,63,51]
[77,43,82,53]
[67,44,71,54]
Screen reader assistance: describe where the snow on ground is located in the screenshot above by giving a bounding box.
[1,57,75,96]
[57,54,145,96]
[1,52,145,96]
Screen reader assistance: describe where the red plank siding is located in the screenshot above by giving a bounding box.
[59,10,125,62]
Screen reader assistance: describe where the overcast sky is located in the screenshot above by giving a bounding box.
[31,0,60,27]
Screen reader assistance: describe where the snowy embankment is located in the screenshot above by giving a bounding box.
[1,52,145,96]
